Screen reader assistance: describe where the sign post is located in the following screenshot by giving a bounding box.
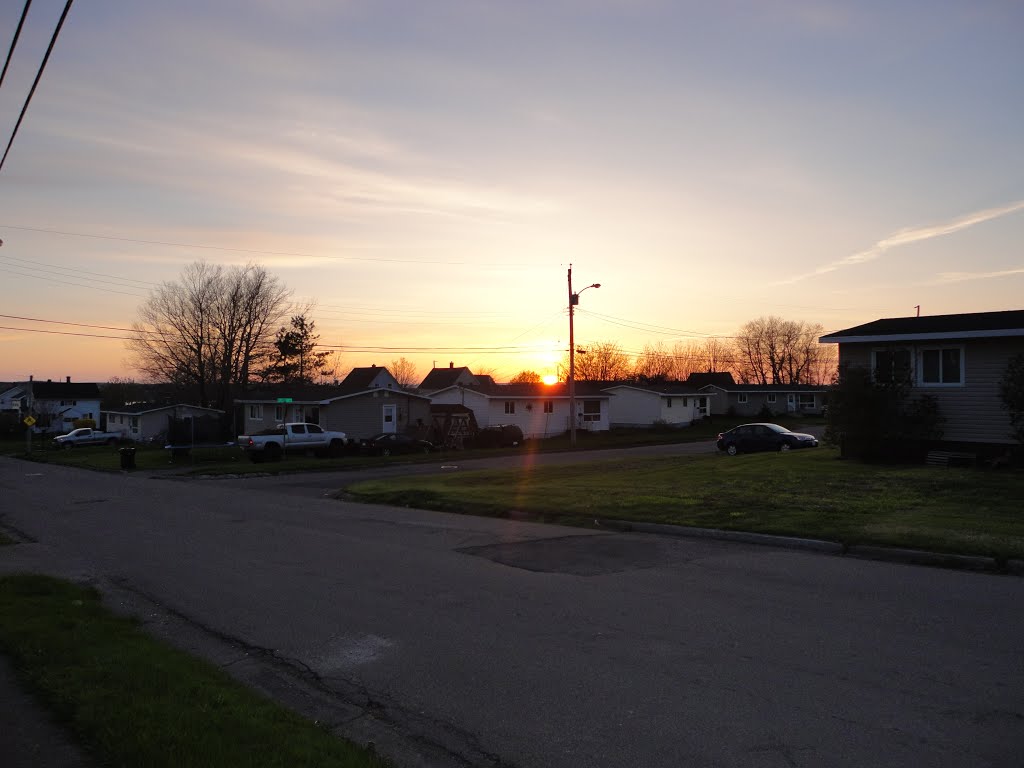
[23,415,36,453]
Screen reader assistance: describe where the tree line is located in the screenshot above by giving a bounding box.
[126,261,836,410]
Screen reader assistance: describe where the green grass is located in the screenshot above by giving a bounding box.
[346,448,1024,560]
[1,417,820,475]
[0,532,14,546]
[0,574,387,768]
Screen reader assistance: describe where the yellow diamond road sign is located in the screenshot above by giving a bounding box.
[23,416,36,427]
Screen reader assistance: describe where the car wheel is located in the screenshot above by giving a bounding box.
[381,447,391,457]
[422,445,431,454]
[779,442,791,452]
[726,444,738,456]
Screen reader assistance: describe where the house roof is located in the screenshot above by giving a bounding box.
[29,381,102,399]
[435,380,612,399]
[684,372,737,388]
[338,366,396,392]
[699,383,827,393]
[418,366,476,391]
[103,403,225,416]
[820,309,1024,343]
[236,384,347,403]
[603,382,705,396]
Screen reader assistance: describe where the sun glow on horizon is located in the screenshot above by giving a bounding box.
[542,374,558,385]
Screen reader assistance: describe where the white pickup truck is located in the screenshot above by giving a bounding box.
[237,422,350,462]
[52,427,121,449]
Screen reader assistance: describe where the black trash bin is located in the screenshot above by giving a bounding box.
[119,447,137,470]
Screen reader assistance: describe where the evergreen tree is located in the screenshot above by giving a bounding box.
[260,315,334,384]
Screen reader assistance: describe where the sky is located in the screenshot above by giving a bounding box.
[1,0,1022,384]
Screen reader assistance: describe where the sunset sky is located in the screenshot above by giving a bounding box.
[1,1,1022,384]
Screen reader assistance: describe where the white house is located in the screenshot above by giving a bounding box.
[103,403,225,442]
[2,378,102,433]
[601,384,711,427]
[429,381,612,439]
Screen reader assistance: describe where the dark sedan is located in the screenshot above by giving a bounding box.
[716,423,819,455]
[361,432,434,456]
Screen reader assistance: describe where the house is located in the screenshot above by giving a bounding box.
[820,309,1024,447]
[235,366,432,441]
[418,363,489,393]
[688,372,827,417]
[429,379,611,438]
[601,383,711,427]
[0,377,102,433]
[102,403,226,442]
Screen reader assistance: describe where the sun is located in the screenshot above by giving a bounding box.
[542,374,558,385]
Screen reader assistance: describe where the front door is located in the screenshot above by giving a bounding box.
[787,394,796,413]
[382,404,397,434]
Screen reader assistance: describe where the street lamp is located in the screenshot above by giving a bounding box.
[568,264,600,448]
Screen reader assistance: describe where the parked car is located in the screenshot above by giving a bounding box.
[361,432,434,456]
[716,423,819,455]
[473,424,524,448]
[237,423,350,462]
[52,427,121,449]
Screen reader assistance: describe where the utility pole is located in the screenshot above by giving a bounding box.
[567,264,600,448]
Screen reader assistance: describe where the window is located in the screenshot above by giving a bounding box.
[307,424,323,434]
[275,405,284,420]
[543,401,553,414]
[920,347,963,385]
[737,393,748,404]
[291,424,307,434]
[666,398,672,408]
[767,394,776,404]
[582,400,601,422]
[798,394,816,409]
[248,404,262,420]
[504,401,515,415]
[873,348,912,384]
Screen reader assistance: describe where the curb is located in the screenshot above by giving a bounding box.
[604,519,1016,574]
[606,520,843,554]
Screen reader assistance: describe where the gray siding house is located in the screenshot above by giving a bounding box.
[687,373,827,417]
[236,366,432,441]
[820,309,1024,446]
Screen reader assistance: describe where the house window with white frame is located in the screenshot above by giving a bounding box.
[737,393,748,404]
[275,405,284,421]
[582,400,601,422]
[666,398,672,408]
[248,404,262,420]
[767,394,777,404]
[873,348,912,384]
[919,347,963,385]
[504,401,515,415]
[798,394,816,409]
[543,400,553,414]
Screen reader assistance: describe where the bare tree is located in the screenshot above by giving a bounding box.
[390,357,420,389]
[559,341,632,381]
[127,261,291,407]
[633,342,675,381]
[509,370,542,383]
[734,316,828,385]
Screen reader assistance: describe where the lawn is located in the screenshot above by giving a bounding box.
[346,448,1024,560]
[0,574,388,768]
[0,416,820,475]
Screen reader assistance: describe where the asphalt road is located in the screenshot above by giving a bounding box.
[1,454,1021,768]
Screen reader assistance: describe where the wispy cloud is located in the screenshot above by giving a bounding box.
[773,200,1024,286]
[931,267,1024,284]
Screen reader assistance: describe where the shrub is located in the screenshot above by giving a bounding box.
[73,418,97,429]
[826,365,944,463]
[999,353,1024,445]
[757,403,775,420]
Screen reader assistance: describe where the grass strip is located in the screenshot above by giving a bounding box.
[0,573,388,768]
[346,448,1024,560]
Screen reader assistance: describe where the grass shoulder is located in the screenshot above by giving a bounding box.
[0,573,387,768]
[345,448,1024,560]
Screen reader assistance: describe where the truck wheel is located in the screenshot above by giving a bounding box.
[381,447,392,457]
[250,453,265,464]
[328,439,344,457]
[265,443,283,462]
[62,443,73,451]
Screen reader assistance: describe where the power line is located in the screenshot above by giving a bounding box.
[0,265,147,296]
[0,0,75,175]
[0,0,33,89]
[0,253,158,286]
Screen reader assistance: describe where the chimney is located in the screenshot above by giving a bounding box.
[449,361,454,368]
[66,376,71,383]
[29,374,33,382]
